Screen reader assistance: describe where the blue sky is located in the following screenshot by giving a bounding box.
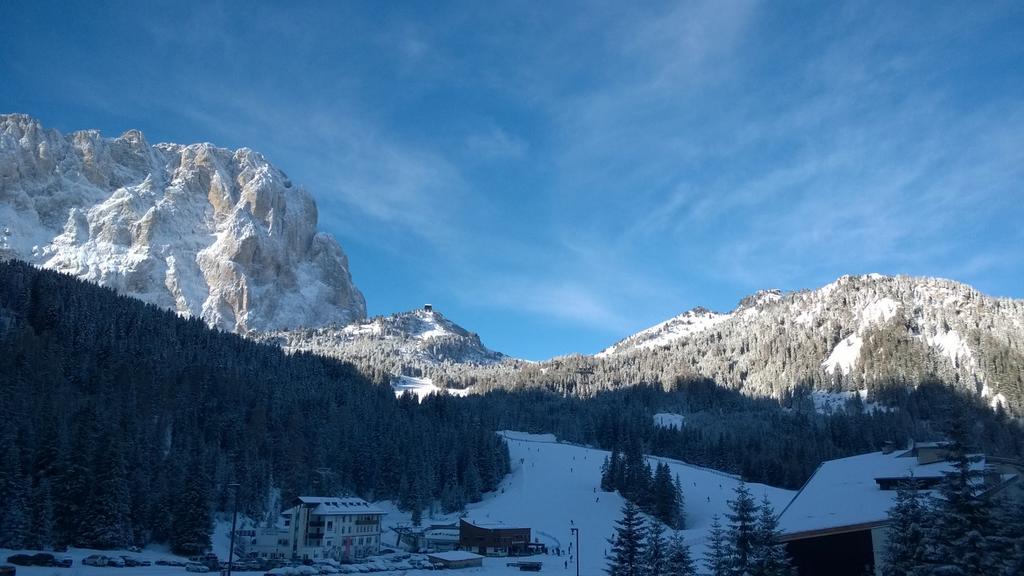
[2,1,1022,360]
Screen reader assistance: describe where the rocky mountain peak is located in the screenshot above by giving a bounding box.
[0,114,366,332]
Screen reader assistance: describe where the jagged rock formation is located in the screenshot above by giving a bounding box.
[447,275,1024,413]
[0,114,365,332]
[261,307,508,382]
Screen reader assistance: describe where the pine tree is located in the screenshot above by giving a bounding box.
[665,531,697,576]
[607,501,646,576]
[921,415,1000,575]
[651,463,679,527]
[704,514,729,576]
[750,494,793,576]
[725,482,758,576]
[674,474,687,529]
[641,522,668,576]
[883,482,926,576]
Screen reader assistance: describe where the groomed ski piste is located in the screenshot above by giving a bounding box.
[2,431,794,575]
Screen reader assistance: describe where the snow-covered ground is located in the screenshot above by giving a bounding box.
[391,376,472,401]
[653,412,685,429]
[809,389,889,414]
[3,431,794,575]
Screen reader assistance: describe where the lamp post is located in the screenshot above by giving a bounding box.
[569,527,579,576]
[227,483,240,576]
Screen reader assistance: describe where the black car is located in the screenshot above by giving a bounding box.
[4,556,31,567]
[121,556,143,567]
[30,553,55,566]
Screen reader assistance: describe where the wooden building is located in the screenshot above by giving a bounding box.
[458,519,531,556]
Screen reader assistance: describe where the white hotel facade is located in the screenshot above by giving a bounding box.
[250,496,385,562]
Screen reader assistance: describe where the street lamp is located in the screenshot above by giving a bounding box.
[569,527,579,576]
[227,483,240,576]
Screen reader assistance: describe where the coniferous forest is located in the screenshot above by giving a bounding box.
[1,259,1022,555]
[0,260,509,552]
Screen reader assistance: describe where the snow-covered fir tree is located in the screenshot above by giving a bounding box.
[882,482,927,576]
[641,523,668,576]
[665,531,697,576]
[704,514,729,576]
[725,482,759,576]
[750,494,793,576]
[607,501,646,576]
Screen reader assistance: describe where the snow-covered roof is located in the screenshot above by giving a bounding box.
[427,551,484,562]
[461,518,528,530]
[288,496,385,516]
[777,448,986,539]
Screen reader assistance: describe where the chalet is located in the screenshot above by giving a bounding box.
[249,496,385,563]
[776,442,1021,576]
[459,519,532,556]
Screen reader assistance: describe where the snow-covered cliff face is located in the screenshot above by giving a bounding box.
[261,308,507,377]
[0,114,366,332]
[598,274,1024,410]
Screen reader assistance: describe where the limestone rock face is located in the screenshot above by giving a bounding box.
[0,114,366,332]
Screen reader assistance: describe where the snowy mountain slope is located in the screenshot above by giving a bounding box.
[598,306,731,357]
[595,274,1024,410]
[260,307,509,381]
[0,114,365,332]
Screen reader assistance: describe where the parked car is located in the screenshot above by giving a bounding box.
[3,556,31,567]
[107,556,126,568]
[120,556,144,567]
[82,555,109,567]
[185,562,211,573]
[29,553,55,566]
[55,556,73,568]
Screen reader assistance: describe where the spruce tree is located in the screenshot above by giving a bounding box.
[641,522,668,576]
[725,482,758,576]
[922,416,1000,575]
[607,501,646,576]
[883,482,927,576]
[750,494,793,576]
[704,514,729,576]
[665,531,697,576]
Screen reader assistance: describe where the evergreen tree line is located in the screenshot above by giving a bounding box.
[883,416,1024,576]
[605,500,697,576]
[458,380,1023,490]
[0,261,509,553]
[601,437,685,529]
[703,483,793,576]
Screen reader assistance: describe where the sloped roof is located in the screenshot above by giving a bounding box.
[777,449,987,540]
[287,496,385,516]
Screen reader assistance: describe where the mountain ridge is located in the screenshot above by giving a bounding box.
[0,113,366,332]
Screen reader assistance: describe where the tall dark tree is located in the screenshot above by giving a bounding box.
[883,482,927,576]
[641,523,668,576]
[607,501,646,576]
[665,531,697,576]
[725,482,758,576]
[704,515,729,576]
[750,494,793,576]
